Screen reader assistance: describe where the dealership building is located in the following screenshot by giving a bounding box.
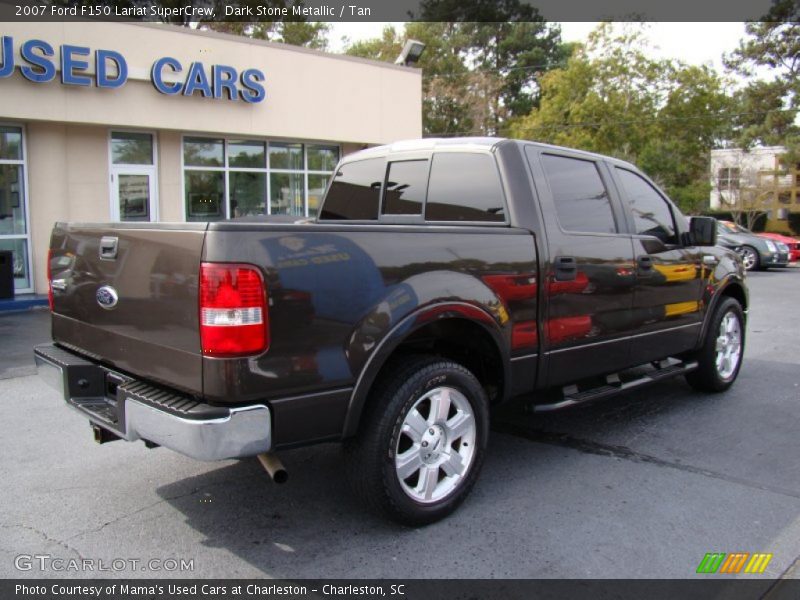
[0,22,422,297]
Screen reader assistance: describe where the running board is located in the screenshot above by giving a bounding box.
[533,359,699,412]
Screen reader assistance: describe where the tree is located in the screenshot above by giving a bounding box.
[204,21,330,49]
[344,5,568,135]
[345,25,405,63]
[725,0,800,153]
[510,23,734,213]
[347,23,477,136]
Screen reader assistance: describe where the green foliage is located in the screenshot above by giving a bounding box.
[510,23,734,213]
[204,21,330,49]
[344,5,567,135]
[725,0,800,154]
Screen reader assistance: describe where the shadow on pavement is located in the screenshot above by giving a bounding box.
[0,309,51,378]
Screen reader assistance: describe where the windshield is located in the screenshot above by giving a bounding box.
[719,221,750,234]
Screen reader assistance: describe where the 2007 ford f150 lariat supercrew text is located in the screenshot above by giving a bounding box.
[35,138,747,524]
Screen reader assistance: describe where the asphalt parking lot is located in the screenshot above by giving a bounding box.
[1,267,799,580]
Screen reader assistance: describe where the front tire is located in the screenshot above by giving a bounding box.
[685,297,745,392]
[344,355,489,526]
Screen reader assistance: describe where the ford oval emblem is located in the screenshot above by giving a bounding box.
[96,286,119,310]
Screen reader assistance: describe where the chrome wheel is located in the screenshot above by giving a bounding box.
[715,311,742,380]
[740,246,758,271]
[395,386,477,504]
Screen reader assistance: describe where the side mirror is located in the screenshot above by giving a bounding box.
[689,217,717,247]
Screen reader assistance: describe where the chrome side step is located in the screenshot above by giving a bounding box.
[533,358,699,412]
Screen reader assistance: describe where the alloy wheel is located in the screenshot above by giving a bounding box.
[715,311,742,380]
[394,386,477,504]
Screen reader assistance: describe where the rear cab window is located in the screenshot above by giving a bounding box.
[383,159,428,216]
[319,158,384,221]
[320,150,508,224]
[539,153,618,234]
[425,153,506,222]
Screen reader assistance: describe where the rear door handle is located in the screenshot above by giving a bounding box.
[554,256,577,281]
[637,255,654,271]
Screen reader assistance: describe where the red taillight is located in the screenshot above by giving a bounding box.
[47,249,54,311]
[199,263,268,357]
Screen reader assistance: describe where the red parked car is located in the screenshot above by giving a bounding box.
[758,232,800,262]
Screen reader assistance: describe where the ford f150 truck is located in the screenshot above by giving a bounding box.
[35,138,747,525]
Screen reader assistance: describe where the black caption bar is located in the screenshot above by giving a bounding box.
[0,0,783,23]
[3,579,800,600]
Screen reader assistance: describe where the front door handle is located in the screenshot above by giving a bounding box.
[554,256,577,281]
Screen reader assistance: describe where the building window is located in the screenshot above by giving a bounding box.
[183,137,339,221]
[717,167,740,190]
[110,131,158,222]
[0,125,32,293]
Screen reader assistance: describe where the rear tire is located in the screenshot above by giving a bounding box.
[685,297,745,392]
[344,355,489,526]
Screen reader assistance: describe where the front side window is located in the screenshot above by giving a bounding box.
[540,154,617,234]
[383,160,428,216]
[320,158,384,221]
[425,153,505,222]
[616,168,678,245]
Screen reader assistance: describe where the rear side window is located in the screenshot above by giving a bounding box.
[383,160,428,215]
[615,168,678,244]
[425,153,505,222]
[540,154,617,234]
[320,159,384,220]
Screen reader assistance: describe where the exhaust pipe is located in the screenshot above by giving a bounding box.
[257,452,288,484]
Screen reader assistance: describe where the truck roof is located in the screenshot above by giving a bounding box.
[345,137,637,170]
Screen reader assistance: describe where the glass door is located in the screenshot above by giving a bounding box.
[0,125,32,293]
[109,131,158,222]
[111,170,156,222]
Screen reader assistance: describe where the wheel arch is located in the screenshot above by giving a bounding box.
[697,278,748,349]
[342,304,509,438]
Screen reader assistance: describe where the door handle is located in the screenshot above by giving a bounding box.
[637,255,654,271]
[554,256,577,281]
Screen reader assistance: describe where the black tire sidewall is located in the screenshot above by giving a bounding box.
[380,361,489,524]
[699,298,745,390]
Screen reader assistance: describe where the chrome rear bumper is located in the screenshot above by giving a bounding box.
[34,343,271,461]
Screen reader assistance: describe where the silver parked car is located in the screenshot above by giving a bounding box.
[716,221,790,271]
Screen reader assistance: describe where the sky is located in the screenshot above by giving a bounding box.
[328,22,749,73]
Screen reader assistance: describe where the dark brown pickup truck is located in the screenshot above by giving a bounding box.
[35,138,747,524]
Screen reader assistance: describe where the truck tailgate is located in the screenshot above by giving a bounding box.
[49,223,207,395]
